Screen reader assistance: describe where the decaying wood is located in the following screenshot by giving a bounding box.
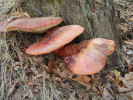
[20,0,123,68]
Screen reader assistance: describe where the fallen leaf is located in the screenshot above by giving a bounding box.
[124,40,133,46]
[8,64,12,72]
[102,87,114,100]
[52,76,61,82]
[24,11,30,18]
[72,76,92,89]
[124,57,130,66]
[72,75,91,83]
[14,62,20,66]
[48,61,56,68]
[118,24,128,34]
[69,92,76,100]
[25,76,35,86]
[0,32,5,38]
[44,61,57,73]
[33,57,44,65]
[61,82,72,89]
[14,66,20,71]
[11,11,22,17]
[91,9,96,13]
[122,72,133,88]
[59,69,70,78]
[118,72,133,92]
[91,85,98,93]
[124,94,132,100]
[91,76,99,85]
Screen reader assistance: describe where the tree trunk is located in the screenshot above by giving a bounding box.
[20,0,123,68]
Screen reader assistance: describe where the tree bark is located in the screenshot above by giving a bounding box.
[20,0,123,68]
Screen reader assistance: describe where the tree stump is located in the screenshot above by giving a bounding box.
[20,0,123,68]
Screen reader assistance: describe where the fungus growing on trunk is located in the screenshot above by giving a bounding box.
[0,17,62,33]
[26,25,84,55]
[54,38,115,75]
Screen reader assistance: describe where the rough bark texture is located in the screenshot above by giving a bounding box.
[20,0,123,68]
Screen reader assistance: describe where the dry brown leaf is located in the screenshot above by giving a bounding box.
[124,57,130,66]
[26,81,35,86]
[60,69,70,78]
[102,87,114,100]
[8,64,12,72]
[14,62,20,66]
[11,11,22,17]
[125,94,133,100]
[72,75,91,83]
[44,61,57,73]
[52,76,61,81]
[24,11,30,18]
[91,9,96,13]
[69,92,76,100]
[25,76,35,86]
[124,40,133,46]
[10,11,30,21]
[54,64,73,79]
[43,64,54,73]
[91,85,98,93]
[20,51,28,61]
[72,76,92,89]
[61,82,72,89]
[118,72,133,92]
[91,77,99,85]
[122,72,133,88]
[118,24,128,34]
[48,61,56,68]
[0,32,5,37]
[33,57,44,65]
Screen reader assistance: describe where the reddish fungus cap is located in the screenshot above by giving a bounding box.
[6,17,62,33]
[55,38,115,75]
[26,25,84,55]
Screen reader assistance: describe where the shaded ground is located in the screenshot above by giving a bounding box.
[0,0,133,100]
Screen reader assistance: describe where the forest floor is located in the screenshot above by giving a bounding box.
[0,0,133,100]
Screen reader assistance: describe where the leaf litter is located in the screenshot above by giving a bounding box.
[0,0,133,100]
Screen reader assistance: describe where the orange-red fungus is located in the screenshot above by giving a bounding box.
[3,17,62,33]
[26,25,84,55]
[54,38,115,75]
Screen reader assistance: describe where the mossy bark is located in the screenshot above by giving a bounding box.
[20,0,123,68]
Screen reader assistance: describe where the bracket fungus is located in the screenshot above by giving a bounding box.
[26,25,84,55]
[54,38,115,75]
[0,15,116,75]
[0,17,62,33]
